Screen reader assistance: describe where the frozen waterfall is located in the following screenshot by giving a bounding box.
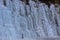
[0,0,60,40]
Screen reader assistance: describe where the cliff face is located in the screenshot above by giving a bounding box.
[0,0,60,40]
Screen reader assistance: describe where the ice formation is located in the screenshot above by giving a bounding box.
[0,0,60,40]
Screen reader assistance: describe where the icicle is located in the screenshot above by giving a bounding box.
[11,0,23,39]
[4,0,12,10]
[13,11,22,39]
[26,15,37,38]
[20,16,30,38]
[50,4,58,36]
[38,3,46,37]
[0,5,18,40]
[55,5,60,35]
[29,0,39,30]
[20,1,26,16]
[39,3,55,36]
[25,5,31,15]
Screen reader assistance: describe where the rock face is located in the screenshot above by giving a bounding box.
[0,0,60,40]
